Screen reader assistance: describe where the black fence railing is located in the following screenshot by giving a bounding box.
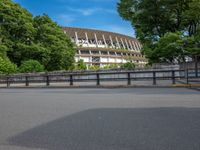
[0,69,199,87]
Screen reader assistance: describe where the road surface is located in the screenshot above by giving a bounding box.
[0,88,200,150]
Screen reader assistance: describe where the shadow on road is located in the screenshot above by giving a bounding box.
[8,108,200,150]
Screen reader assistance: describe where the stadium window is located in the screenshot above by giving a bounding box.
[81,50,90,54]
[101,51,108,55]
[91,51,100,54]
[109,52,116,55]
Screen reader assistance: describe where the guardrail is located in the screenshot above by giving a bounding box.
[0,69,199,87]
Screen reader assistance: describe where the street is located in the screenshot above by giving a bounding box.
[0,88,200,150]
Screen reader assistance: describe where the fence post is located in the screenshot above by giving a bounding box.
[46,75,50,86]
[153,71,156,85]
[25,76,29,86]
[70,74,73,86]
[195,55,198,78]
[96,73,100,86]
[6,76,10,87]
[172,70,175,84]
[127,72,131,85]
[186,69,189,84]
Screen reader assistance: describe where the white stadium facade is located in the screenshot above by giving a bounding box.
[63,27,148,68]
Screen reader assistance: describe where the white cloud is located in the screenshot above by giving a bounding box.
[66,7,117,16]
[56,14,77,25]
[58,0,116,3]
[100,25,135,37]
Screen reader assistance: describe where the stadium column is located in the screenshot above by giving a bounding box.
[115,37,121,49]
[129,40,134,50]
[115,52,117,64]
[89,50,92,64]
[139,43,142,50]
[102,34,108,48]
[135,42,140,51]
[121,54,124,63]
[94,33,98,47]
[125,39,130,50]
[120,38,126,49]
[85,32,89,47]
[132,41,137,51]
[75,31,79,45]
[107,51,110,64]
[99,50,102,67]
[89,56,92,64]
[109,35,114,48]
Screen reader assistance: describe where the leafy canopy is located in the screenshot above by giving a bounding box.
[0,56,17,74]
[19,59,44,73]
[118,0,200,63]
[121,62,135,70]
[0,0,75,73]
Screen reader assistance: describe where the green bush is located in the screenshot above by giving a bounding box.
[0,57,17,74]
[75,59,87,70]
[109,64,119,69]
[88,65,100,71]
[19,59,44,73]
[121,62,135,70]
[102,65,111,70]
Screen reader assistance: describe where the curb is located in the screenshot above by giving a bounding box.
[1,84,200,89]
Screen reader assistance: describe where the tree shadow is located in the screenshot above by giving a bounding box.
[8,108,200,150]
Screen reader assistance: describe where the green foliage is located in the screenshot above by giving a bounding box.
[102,65,111,70]
[18,59,44,73]
[0,0,75,71]
[33,15,75,71]
[88,65,100,71]
[75,59,87,70]
[121,62,135,70]
[109,64,119,69]
[152,32,186,63]
[0,56,17,74]
[0,44,8,57]
[153,32,200,63]
[118,0,200,63]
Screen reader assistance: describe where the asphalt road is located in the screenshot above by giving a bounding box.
[0,88,200,150]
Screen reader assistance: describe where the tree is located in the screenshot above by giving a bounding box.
[0,0,75,71]
[117,0,200,63]
[183,1,200,36]
[33,15,75,71]
[0,56,17,74]
[0,0,35,65]
[0,44,8,58]
[153,32,187,63]
[19,59,44,73]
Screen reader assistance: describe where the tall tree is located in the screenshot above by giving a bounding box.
[0,0,75,72]
[118,0,200,63]
[33,15,75,71]
[0,0,35,61]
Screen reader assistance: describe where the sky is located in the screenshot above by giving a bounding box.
[13,0,135,37]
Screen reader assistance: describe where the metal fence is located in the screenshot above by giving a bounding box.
[0,68,199,87]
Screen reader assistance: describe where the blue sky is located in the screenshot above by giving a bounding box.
[13,0,135,37]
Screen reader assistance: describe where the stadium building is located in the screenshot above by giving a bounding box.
[63,27,148,68]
